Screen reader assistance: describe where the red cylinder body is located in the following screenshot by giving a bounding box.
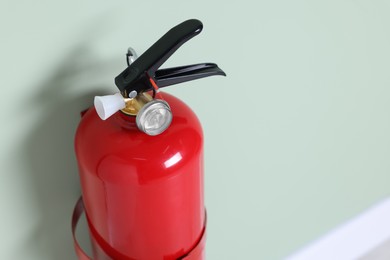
[75,92,206,260]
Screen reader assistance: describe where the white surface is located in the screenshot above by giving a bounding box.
[1,1,390,259]
[361,239,390,260]
[286,197,390,260]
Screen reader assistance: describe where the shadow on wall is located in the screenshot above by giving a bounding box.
[23,46,115,259]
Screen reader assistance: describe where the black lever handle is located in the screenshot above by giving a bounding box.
[155,63,226,88]
[115,19,225,95]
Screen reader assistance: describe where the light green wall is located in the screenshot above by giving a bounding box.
[1,1,390,259]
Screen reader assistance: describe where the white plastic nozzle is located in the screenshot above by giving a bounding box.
[94,93,126,120]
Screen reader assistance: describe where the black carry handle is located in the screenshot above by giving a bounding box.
[115,19,226,95]
[155,63,226,87]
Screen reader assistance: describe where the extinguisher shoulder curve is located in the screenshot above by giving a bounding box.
[75,92,203,183]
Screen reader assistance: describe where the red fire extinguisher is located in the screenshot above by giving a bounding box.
[72,19,226,260]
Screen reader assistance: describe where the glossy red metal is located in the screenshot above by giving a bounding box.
[75,92,205,260]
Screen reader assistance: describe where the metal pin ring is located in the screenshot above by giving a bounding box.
[126,47,138,66]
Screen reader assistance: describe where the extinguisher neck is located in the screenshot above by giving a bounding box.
[113,111,138,130]
[120,92,153,117]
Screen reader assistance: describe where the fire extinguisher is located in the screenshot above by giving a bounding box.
[72,19,225,260]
